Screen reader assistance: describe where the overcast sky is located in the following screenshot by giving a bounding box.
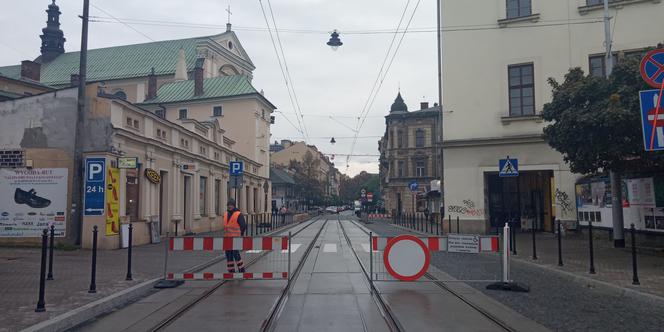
[0,0,438,176]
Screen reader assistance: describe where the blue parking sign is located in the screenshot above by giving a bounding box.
[639,89,664,151]
[230,161,243,175]
[84,157,106,215]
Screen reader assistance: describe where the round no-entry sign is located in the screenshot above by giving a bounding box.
[383,235,430,281]
[640,49,664,88]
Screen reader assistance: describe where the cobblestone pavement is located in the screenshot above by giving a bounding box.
[0,219,303,332]
[362,219,664,332]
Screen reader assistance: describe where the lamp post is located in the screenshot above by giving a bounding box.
[327,30,343,51]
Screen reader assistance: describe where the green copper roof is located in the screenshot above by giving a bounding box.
[0,37,202,86]
[140,75,262,104]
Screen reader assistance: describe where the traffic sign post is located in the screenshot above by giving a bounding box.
[639,89,664,151]
[499,156,519,177]
[84,158,106,216]
[408,181,418,213]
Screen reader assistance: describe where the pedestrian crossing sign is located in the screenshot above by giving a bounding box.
[499,157,519,177]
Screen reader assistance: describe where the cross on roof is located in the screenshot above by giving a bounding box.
[226,4,233,25]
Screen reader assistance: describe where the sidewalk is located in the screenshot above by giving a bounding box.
[0,240,221,332]
[511,230,664,298]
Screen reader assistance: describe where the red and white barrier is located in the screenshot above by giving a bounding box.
[169,236,288,251]
[167,272,288,280]
[165,235,291,281]
[372,235,498,252]
[368,214,392,219]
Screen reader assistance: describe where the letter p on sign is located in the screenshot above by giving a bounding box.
[230,161,243,175]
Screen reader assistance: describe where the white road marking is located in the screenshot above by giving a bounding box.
[323,243,337,253]
[361,243,378,252]
[281,243,302,253]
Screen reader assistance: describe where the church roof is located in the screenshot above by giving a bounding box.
[0,37,202,86]
[139,75,275,107]
[390,92,408,113]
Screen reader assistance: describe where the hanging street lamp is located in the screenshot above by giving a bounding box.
[326,30,343,51]
[330,136,336,144]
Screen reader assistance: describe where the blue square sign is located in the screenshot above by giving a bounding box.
[639,89,664,151]
[84,157,106,215]
[229,161,243,175]
[499,158,519,177]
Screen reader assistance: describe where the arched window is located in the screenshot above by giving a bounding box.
[397,129,404,148]
[228,41,234,49]
[415,129,425,147]
[114,90,127,100]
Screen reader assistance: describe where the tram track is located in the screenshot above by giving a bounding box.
[149,216,325,332]
[344,216,514,332]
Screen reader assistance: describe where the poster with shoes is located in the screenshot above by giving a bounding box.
[0,168,68,237]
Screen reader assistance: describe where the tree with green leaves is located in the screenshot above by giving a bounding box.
[543,54,664,247]
[542,56,663,174]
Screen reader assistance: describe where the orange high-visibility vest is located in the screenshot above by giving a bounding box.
[223,211,242,237]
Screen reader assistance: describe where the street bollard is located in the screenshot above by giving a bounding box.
[531,220,538,260]
[630,224,640,285]
[557,219,563,267]
[511,221,518,255]
[448,215,451,234]
[125,224,133,281]
[369,231,373,290]
[89,226,98,293]
[437,215,441,236]
[47,225,55,280]
[456,216,460,234]
[35,229,48,312]
[588,221,596,274]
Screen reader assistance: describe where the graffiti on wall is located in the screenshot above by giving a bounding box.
[555,189,573,213]
[448,199,485,217]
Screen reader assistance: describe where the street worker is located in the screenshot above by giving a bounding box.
[279,205,288,224]
[224,199,247,273]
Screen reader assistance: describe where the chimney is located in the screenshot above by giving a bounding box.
[20,60,41,81]
[194,58,205,96]
[420,102,429,110]
[147,67,157,100]
[174,48,188,81]
[70,74,79,87]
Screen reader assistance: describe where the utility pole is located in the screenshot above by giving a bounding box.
[437,0,445,214]
[603,0,625,247]
[73,0,90,244]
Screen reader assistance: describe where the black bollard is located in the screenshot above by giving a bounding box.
[511,221,518,255]
[89,225,98,293]
[531,219,538,260]
[437,215,440,236]
[631,224,640,285]
[47,225,55,280]
[456,216,460,234]
[35,229,48,312]
[588,221,596,274]
[125,224,133,281]
[557,219,563,267]
[448,215,451,234]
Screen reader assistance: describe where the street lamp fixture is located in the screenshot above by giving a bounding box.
[326,30,343,51]
[330,137,336,144]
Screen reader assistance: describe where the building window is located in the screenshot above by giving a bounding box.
[214,151,220,161]
[181,138,189,148]
[126,117,133,127]
[213,106,223,117]
[215,179,221,216]
[415,129,425,148]
[398,161,404,178]
[397,130,404,148]
[179,109,187,119]
[506,0,531,19]
[589,55,606,78]
[199,146,207,155]
[155,109,166,119]
[114,90,127,100]
[133,119,139,129]
[200,176,207,215]
[508,63,535,116]
[415,161,426,177]
[228,41,233,49]
[261,109,266,119]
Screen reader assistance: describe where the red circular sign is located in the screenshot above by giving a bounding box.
[640,49,664,88]
[383,235,430,281]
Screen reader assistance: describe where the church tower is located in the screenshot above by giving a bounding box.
[39,0,66,62]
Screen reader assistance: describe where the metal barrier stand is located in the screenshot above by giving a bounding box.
[154,232,183,288]
[486,223,530,292]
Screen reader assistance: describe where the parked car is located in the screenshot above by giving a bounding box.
[325,206,338,214]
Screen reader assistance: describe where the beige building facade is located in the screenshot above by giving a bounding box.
[270,140,341,197]
[440,0,664,233]
[379,93,442,215]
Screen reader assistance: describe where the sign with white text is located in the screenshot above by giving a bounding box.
[447,234,480,253]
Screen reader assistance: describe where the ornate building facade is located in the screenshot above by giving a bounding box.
[379,93,441,215]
